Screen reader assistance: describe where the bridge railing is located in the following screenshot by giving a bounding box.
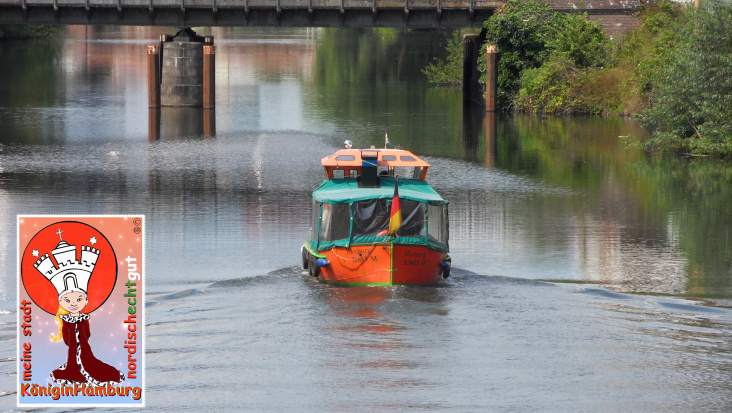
[0,0,503,8]
[0,0,642,11]
[0,0,640,27]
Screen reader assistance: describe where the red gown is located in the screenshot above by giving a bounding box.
[50,313,125,386]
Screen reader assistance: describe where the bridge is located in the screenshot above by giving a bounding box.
[0,0,640,28]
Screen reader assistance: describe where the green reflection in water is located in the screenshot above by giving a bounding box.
[307,28,466,157]
[496,115,648,186]
[629,159,732,299]
[0,37,63,143]
[494,114,732,299]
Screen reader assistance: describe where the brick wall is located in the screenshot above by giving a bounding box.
[542,0,644,38]
[589,13,642,39]
[543,0,638,10]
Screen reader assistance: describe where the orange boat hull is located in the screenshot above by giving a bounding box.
[315,244,445,286]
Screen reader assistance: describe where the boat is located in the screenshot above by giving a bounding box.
[301,141,450,286]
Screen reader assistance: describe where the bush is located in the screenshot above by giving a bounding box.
[480,1,609,109]
[514,55,575,114]
[550,13,607,69]
[514,54,624,115]
[639,0,732,157]
[481,0,563,108]
[610,1,683,115]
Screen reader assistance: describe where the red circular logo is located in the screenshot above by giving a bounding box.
[21,221,118,315]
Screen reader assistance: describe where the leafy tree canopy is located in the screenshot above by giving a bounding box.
[481,0,608,108]
[640,0,732,157]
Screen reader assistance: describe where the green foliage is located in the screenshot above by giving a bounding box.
[0,25,58,39]
[479,1,609,109]
[511,1,695,117]
[515,55,629,115]
[423,30,464,85]
[639,0,732,157]
[514,55,576,114]
[610,1,684,114]
[480,0,563,108]
[550,13,607,69]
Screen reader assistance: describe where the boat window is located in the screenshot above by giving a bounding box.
[336,155,355,161]
[349,170,358,178]
[398,200,425,238]
[381,155,397,161]
[319,203,351,241]
[428,204,449,245]
[311,201,321,241]
[389,167,417,179]
[332,169,345,179]
[351,199,425,238]
[400,156,416,162]
[352,199,390,237]
[412,167,423,179]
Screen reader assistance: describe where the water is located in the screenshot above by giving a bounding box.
[1,26,732,411]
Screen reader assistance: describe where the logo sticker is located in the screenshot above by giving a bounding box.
[18,216,144,407]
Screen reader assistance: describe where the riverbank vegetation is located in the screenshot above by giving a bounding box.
[424,0,732,157]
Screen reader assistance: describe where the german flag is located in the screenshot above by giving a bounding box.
[388,179,402,236]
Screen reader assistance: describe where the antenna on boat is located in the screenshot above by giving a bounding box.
[344,140,352,149]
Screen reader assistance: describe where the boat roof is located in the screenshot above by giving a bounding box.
[321,149,431,168]
[320,148,431,181]
[313,177,448,205]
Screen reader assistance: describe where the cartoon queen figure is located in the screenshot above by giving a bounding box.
[49,283,125,385]
[31,229,125,386]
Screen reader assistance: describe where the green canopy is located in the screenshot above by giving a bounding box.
[312,178,448,205]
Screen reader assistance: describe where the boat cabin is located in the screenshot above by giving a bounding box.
[321,149,431,184]
[309,149,448,253]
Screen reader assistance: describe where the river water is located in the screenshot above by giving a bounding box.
[1,26,732,412]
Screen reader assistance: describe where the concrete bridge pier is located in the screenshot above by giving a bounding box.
[148,28,215,138]
[462,33,498,112]
[147,28,215,108]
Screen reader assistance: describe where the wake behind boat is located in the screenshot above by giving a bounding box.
[302,140,450,286]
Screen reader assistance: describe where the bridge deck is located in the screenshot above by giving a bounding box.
[0,0,640,28]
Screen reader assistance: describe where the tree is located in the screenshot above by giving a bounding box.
[481,0,564,108]
[640,0,732,157]
[550,13,607,69]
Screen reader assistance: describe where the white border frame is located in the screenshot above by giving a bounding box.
[16,215,146,408]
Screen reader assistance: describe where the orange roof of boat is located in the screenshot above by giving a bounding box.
[321,149,431,168]
[321,149,431,181]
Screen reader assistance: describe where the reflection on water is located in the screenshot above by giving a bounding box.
[1,25,732,412]
[462,107,497,166]
[452,111,731,301]
[148,108,216,140]
[0,26,729,301]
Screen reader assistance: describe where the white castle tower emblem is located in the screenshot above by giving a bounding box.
[33,229,100,296]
